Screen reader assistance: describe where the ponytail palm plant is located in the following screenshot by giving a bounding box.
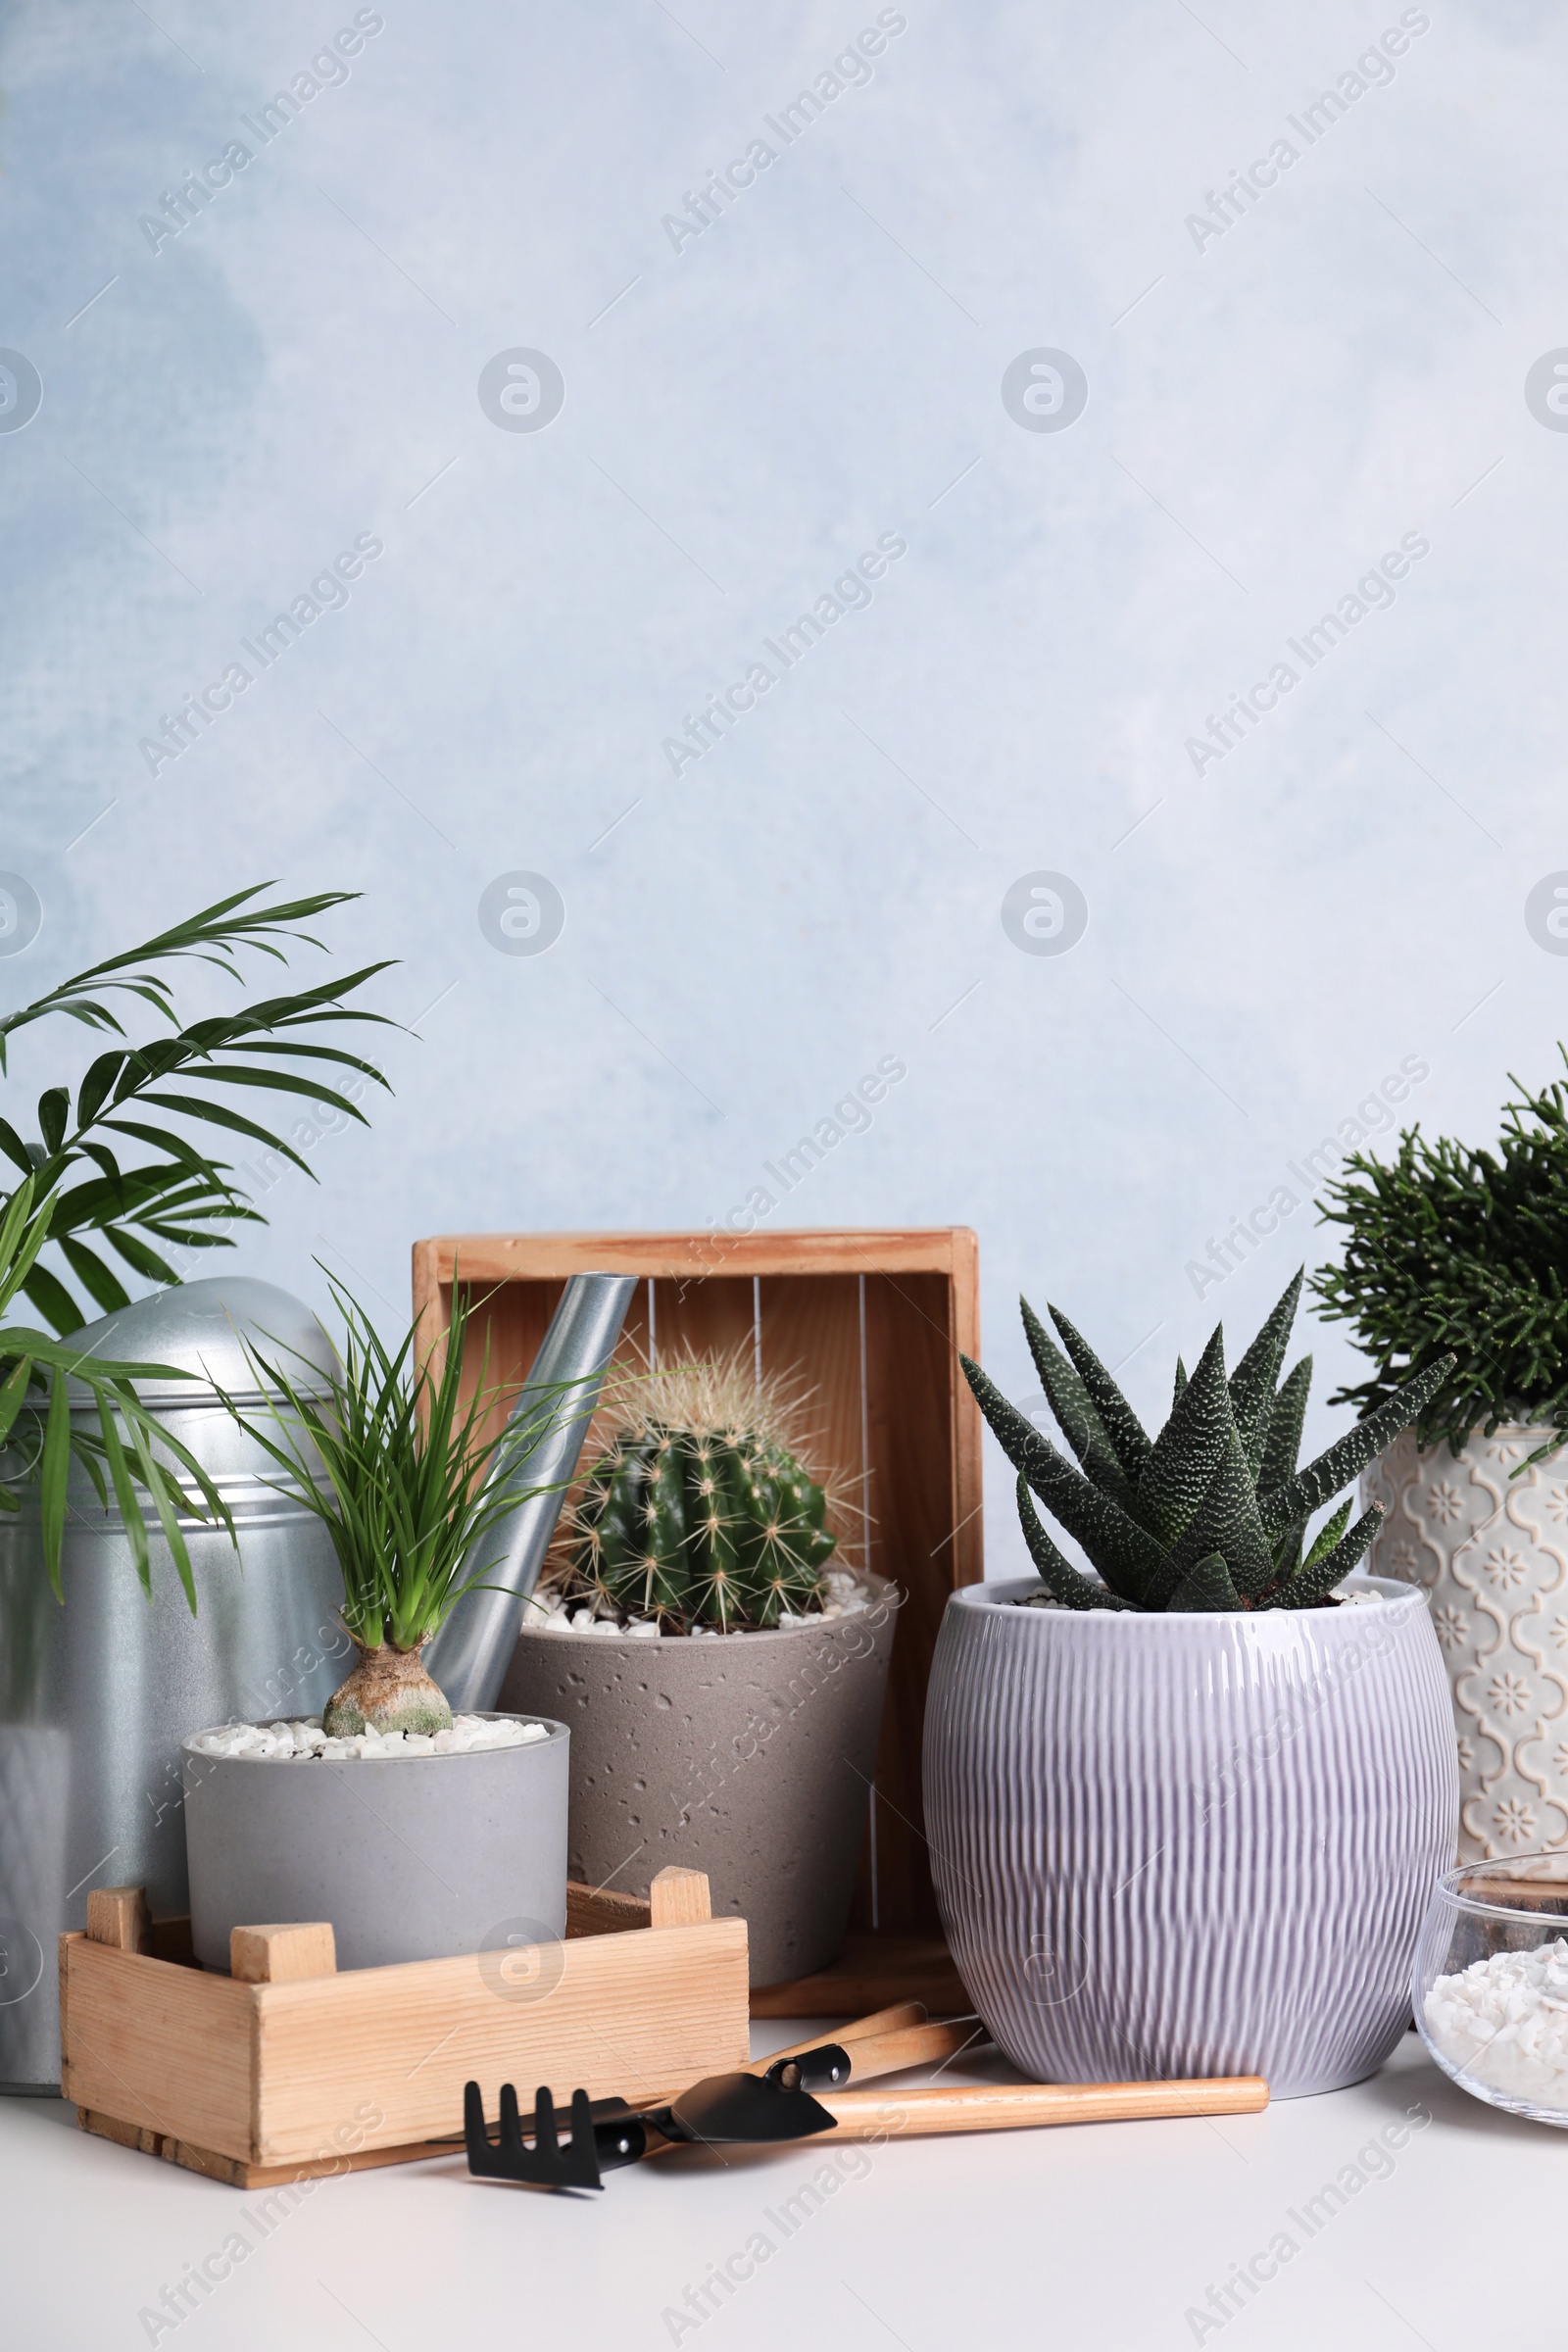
[0,884,394,1599]
[226,1278,583,1737]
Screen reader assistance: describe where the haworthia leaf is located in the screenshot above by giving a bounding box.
[1169,1549,1244,1612]
[1261,1503,1384,1610]
[1020,1298,1133,1506]
[961,1356,1165,1600]
[1228,1270,1303,1474]
[1260,1355,1311,1498]
[1173,1357,1188,1405]
[1268,1518,1308,1588]
[1149,1426,1274,1604]
[1132,1326,1233,1550]
[1257,1356,1452,1535]
[1300,1496,1353,1574]
[1015,1478,1135,1611]
[1044,1303,1152,1482]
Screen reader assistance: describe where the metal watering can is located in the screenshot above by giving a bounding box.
[0,1269,632,2089]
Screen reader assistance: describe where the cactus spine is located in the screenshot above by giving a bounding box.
[562,1351,839,1631]
[575,1426,834,1630]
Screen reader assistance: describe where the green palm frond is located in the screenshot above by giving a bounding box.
[0,1173,231,1599]
[0,884,395,1598]
[0,886,396,1334]
[0,884,358,1066]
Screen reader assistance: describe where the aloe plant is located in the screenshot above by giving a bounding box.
[961,1271,1451,1613]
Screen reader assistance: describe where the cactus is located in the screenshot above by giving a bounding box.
[962,1269,1453,1614]
[559,1351,839,1631]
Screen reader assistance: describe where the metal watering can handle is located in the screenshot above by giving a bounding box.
[423,1271,636,1710]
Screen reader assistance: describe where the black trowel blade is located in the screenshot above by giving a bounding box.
[664,2069,837,2146]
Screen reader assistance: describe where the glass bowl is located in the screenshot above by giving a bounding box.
[1414,1852,1568,2127]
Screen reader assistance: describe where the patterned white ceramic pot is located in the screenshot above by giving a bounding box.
[923,1572,1455,2098]
[1364,1427,1568,1861]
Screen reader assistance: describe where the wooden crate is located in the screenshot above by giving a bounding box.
[63,1872,746,2188]
[412,1229,983,1982]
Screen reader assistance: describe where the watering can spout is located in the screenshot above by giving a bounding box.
[424,1271,636,1711]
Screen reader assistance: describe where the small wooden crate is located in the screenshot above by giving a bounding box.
[63,1872,746,2188]
[412,1227,982,1984]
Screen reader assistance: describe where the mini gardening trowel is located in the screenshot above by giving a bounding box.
[464,2003,968,2189]
[462,2004,1268,2190]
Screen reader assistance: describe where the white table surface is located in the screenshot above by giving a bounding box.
[6,2023,1560,2351]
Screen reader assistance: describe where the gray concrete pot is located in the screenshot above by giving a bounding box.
[182,1714,568,1971]
[499,1578,899,1986]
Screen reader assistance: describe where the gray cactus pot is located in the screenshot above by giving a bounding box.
[182,1714,569,1971]
[924,1572,1457,2098]
[500,1577,900,1985]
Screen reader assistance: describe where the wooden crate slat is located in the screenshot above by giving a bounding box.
[414,1229,971,1289]
[758,1271,870,1577]
[251,1916,747,2165]
[61,1938,256,2160]
[648,1271,756,1369]
[856,1270,966,1934]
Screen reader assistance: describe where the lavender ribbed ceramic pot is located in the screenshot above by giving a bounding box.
[924,1572,1457,2097]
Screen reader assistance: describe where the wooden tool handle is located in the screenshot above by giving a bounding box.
[816,2076,1269,2138]
[841,2019,979,2081]
[754,2001,927,2070]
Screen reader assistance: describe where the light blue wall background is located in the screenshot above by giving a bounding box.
[2,0,1562,1572]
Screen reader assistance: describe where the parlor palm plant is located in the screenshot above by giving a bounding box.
[0,884,393,1600]
[962,1269,1451,1613]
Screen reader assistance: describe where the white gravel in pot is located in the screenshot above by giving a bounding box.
[522,1564,875,1637]
[185,1713,551,1761]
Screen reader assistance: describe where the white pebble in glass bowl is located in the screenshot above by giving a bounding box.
[1414,1852,1568,2126]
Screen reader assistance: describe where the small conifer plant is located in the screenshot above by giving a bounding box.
[1313,1051,1568,1462]
[961,1270,1450,1613]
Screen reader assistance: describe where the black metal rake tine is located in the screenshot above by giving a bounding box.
[465,2081,512,2179]
[566,2088,603,2186]
[462,2080,606,2190]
